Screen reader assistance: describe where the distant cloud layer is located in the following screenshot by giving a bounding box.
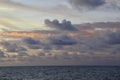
[69,0,106,10]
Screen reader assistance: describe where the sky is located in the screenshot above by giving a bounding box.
[0,0,120,31]
[0,0,120,66]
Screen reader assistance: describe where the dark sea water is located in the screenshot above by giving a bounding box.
[0,66,120,80]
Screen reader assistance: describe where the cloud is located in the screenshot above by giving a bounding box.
[17,51,28,56]
[22,37,40,45]
[16,47,27,52]
[1,41,27,53]
[4,43,18,52]
[87,37,109,51]
[0,51,5,57]
[28,45,42,49]
[44,19,78,31]
[1,41,10,47]
[104,0,120,10]
[107,31,120,45]
[71,52,80,60]
[110,45,120,54]
[53,45,64,50]
[43,44,52,50]
[49,34,77,45]
[22,37,43,49]
[62,52,71,59]
[59,52,80,60]
[76,34,110,53]
[38,52,46,56]
[69,0,106,11]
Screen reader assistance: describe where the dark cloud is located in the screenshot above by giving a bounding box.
[53,45,64,50]
[107,31,120,45]
[16,47,27,52]
[0,51,5,57]
[76,34,110,53]
[18,51,28,56]
[22,37,43,49]
[69,0,106,10]
[28,45,42,49]
[1,41,27,53]
[43,44,52,50]
[71,52,80,60]
[42,44,63,50]
[101,1,120,11]
[44,19,78,31]
[39,52,45,56]
[76,30,120,54]
[61,52,80,60]
[22,37,40,45]
[5,43,18,52]
[49,35,77,45]
[110,45,120,54]
[62,52,71,59]
[86,37,110,51]
[1,41,11,47]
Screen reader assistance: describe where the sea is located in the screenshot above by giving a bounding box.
[0,66,120,80]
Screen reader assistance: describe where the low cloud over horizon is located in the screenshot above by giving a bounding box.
[0,22,120,66]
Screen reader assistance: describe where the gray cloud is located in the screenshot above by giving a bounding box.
[4,43,18,52]
[61,52,71,59]
[107,31,120,45]
[73,53,80,59]
[17,51,28,56]
[44,19,78,31]
[43,44,52,50]
[28,45,42,49]
[77,36,120,55]
[22,37,43,49]
[1,41,10,47]
[76,34,110,53]
[49,34,77,45]
[69,0,106,11]
[22,37,40,45]
[16,47,27,52]
[110,45,120,54]
[74,22,120,55]
[1,41,27,53]
[102,0,120,11]
[38,52,45,56]
[42,44,64,50]
[86,37,109,51]
[53,45,64,50]
[0,51,5,57]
